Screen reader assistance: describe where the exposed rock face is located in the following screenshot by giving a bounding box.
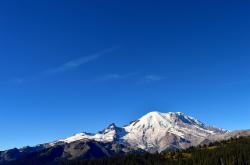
[204,129,250,143]
[61,140,143,160]
[0,140,143,165]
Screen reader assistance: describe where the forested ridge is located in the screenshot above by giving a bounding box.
[60,136,250,165]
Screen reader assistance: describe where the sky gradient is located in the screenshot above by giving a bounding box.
[0,0,250,150]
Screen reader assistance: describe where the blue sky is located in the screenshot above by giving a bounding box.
[0,0,250,150]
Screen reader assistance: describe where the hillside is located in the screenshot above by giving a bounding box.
[61,136,250,165]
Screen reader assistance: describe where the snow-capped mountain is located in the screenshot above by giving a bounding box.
[53,111,226,152]
[2,111,250,164]
[122,111,226,152]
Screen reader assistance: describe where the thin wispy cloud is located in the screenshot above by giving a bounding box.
[100,74,123,81]
[11,78,26,84]
[224,79,250,87]
[98,72,138,81]
[140,75,166,84]
[44,47,118,75]
[145,75,165,81]
[98,73,166,84]
[8,47,118,84]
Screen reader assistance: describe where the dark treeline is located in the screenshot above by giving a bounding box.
[60,136,250,165]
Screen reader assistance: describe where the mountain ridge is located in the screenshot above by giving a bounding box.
[1,111,249,165]
[49,111,226,152]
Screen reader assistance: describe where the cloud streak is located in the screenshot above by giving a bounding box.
[44,47,118,75]
[7,47,118,84]
[98,73,166,84]
[137,75,166,84]
[98,72,139,81]
[100,74,124,81]
[144,75,165,82]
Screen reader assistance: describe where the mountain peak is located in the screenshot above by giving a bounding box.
[145,111,161,115]
[98,123,119,134]
[107,123,117,129]
[133,111,204,129]
[144,111,189,118]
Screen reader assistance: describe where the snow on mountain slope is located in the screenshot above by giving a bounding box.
[122,111,226,152]
[54,111,226,152]
[57,123,122,144]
